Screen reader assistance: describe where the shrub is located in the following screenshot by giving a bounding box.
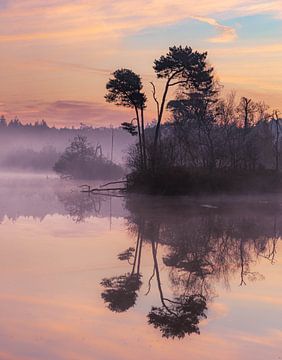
[54,135,124,180]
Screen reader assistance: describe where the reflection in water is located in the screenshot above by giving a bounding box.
[147,235,207,339]
[101,273,142,312]
[0,176,126,222]
[0,175,281,358]
[101,196,279,339]
[101,230,143,312]
[57,191,105,223]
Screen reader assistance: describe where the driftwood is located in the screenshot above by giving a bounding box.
[79,180,127,194]
[99,180,127,188]
[83,191,125,198]
[81,187,125,192]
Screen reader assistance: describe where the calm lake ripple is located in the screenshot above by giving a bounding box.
[0,175,281,360]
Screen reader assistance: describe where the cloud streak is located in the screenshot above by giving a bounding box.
[191,15,237,43]
[1,99,133,127]
[0,1,279,44]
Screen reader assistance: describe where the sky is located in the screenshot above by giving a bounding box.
[0,0,281,127]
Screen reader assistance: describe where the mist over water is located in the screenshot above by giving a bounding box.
[0,174,126,222]
[0,173,281,359]
[0,125,134,173]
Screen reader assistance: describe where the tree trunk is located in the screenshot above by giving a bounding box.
[135,107,144,170]
[140,107,147,169]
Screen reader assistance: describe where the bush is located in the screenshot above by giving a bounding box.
[54,135,124,180]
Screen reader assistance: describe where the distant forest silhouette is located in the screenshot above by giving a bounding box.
[0,116,133,173]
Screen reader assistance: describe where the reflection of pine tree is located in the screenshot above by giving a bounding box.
[101,273,142,312]
[100,230,143,312]
[148,238,207,339]
[57,191,104,222]
[148,294,207,339]
[100,196,280,338]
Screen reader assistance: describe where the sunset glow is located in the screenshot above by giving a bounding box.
[0,0,281,126]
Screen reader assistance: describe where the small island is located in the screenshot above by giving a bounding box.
[105,45,282,195]
[53,135,124,180]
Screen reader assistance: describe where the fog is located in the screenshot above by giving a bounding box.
[2,173,282,228]
[0,175,126,223]
[0,121,134,173]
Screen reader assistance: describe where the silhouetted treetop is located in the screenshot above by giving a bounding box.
[154,46,194,78]
[105,68,147,168]
[105,68,146,109]
[153,46,214,91]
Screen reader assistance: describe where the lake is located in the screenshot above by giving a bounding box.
[0,174,281,360]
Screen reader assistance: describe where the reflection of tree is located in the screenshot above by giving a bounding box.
[148,237,207,338]
[148,294,207,339]
[100,229,143,312]
[101,196,280,339]
[100,273,142,312]
[57,191,105,222]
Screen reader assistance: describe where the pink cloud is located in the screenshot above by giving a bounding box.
[1,100,134,127]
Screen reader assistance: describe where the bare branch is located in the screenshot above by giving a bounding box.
[99,180,127,188]
[168,80,188,87]
[150,82,160,118]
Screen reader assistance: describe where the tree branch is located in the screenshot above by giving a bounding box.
[150,82,160,118]
[168,80,188,87]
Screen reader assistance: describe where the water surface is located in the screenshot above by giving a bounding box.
[0,175,281,360]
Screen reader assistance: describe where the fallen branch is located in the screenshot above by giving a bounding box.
[82,187,126,192]
[99,180,127,188]
[91,192,125,198]
[79,180,127,194]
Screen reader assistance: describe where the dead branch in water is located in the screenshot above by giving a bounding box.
[79,181,127,194]
[99,180,127,188]
[81,187,126,192]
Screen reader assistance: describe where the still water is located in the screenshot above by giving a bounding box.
[0,174,281,360]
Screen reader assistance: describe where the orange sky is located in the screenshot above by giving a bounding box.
[0,0,281,127]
